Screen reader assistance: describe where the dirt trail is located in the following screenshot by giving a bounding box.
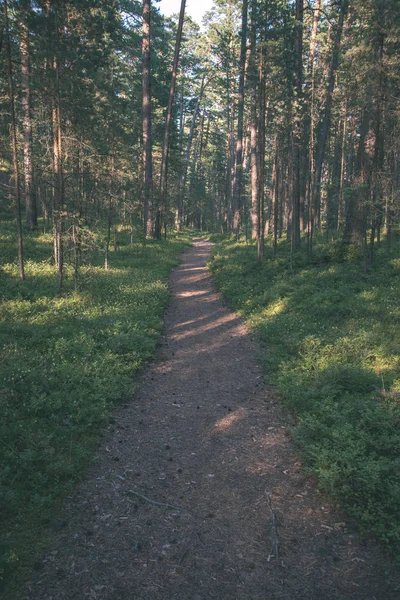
[25,239,399,600]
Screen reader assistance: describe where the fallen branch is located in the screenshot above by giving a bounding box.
[266,491,280,558]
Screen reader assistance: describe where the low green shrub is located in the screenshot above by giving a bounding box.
[0,223,189,592]
[209,233,400,555]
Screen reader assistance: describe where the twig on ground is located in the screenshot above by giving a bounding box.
[127,489,194,516]
[266,491,280,559]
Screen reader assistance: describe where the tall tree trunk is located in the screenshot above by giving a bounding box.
[5,0,24,279]
[305,0,321,252]
[232,0,248,236]
[273,133,280,254]
[226,63,236,230]
[257,45,266,262]
[369,27,385,264]
[337,100,348,231]
[20,1,37,229]
[292,0,303,248]
[343,109,370,244]
[51,8,64,293]
[158,0,186,238]
[326,122,342,236]
[142,0,153,238]
[311,0,349,245]
[249,0,258,241]
[177,74,205,229]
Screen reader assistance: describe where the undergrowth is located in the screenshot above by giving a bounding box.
[0,222,190,593]
[209,233,400,555]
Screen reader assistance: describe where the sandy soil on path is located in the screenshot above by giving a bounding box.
[25,239,400,600]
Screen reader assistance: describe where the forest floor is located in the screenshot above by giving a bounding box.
[23,238,400,600]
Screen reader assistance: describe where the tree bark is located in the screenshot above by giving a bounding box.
[50,7,64,293]
[158,0,186,238]
[5,0,25,280]
[292,0,303,248]
[177,74,205,229]
[311,0,349,246]
[20,1,37,229]
[257,45,266,262]
[249,0,258,241]
[142,0,153,238]
[232,0,248,236]
[343,109,370,244]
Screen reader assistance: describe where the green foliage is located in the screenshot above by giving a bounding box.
[209,233,400,554]
[0,224,190,592]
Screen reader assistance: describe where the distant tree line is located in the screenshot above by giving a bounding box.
[1,0,399,283]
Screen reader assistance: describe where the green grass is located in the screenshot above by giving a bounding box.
[0,222,190,593]
[209,233,400,554]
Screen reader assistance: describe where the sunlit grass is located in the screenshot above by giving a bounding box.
[0,222,190,593]
[209,232,400,555]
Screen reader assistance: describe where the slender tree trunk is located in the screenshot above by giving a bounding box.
[5,0,24,279]
[292,0,303,248]
[197,107,208,172]
[177,74,205,228]
[369,30,385,265]
[311,0,349,241]
[142,0,153,237]
[326,122,342,236]
[273,133,280,254]
[226,67,236,230]
[52,53,64,292]
[105,203,112,271]
[249,0,258,241]
[343,109,370,244]
[337,100,347,231]
[20,1,37,229]
[305,0,321,247]
[257,45,266,262]
[159,0,186,238]
[232,0,248,236]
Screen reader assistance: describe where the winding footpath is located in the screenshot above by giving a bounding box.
[25,239,400,600]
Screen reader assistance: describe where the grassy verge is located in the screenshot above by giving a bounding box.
[209,234,400,554]
[0,222,190,593]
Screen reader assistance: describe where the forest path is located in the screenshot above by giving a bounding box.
[26,239,399,600]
